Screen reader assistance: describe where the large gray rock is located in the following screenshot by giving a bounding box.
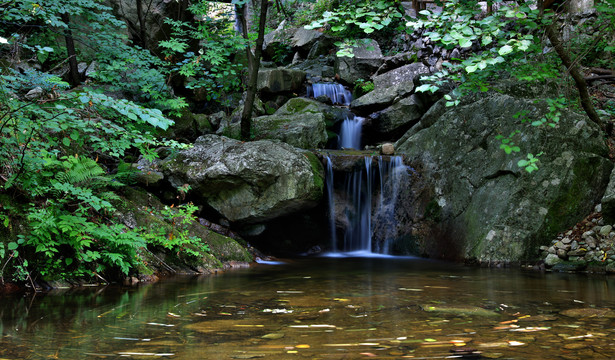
[396,92,612,263]
[262,21,296,60]
[257,68,306,94]
[335,39,383,85]
[351,62,430,115]
[291,28,323,53]
[249,98,329,148]
[367,94,425,141]
[217,98,333,148]
[161,135,324,224]
[600,167,615,223]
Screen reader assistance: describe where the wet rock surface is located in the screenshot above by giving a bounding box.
[396,91,613,263]
[161,134,324,224]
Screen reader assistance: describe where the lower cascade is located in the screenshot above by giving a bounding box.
[325,155,411,255]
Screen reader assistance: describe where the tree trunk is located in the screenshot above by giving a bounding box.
[136,0,148,49]
[544,24,605,132]
[61,13,80,87]
[239,0,269,141]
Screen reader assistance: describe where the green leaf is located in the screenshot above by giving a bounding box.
[8,242,18,251]
[518,159,529,167]
[65,257,73,266]
[62,137,71,147]
[498,45,513,55]
[458,38,472,48]
[465,64,478,73]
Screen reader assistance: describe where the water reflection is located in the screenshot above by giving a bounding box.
[1,258,615,359]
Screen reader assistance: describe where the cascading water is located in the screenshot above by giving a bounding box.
[325,156,337,252]
[309,82,409,255]
[339,115,364,150]
[307,83,352,106]
[326,155,409,255]
[375,156,407,254]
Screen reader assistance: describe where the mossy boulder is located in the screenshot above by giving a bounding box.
[257,68,306,94]
[217,98,337,149]
[116,187,252,275]
[161,134,324,224]
[396,91,612,263]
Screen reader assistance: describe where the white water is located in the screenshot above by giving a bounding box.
[339,116,364,150]
[326,156,410,254]
[308,83,352,105]
[325,156,337,252]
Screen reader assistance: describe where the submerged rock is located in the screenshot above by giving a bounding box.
[421,304,499,317]
[162,134,324,224]
[397,91,612,263]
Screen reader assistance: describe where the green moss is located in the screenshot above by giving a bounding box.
[423,199,441,222]
[283,98,316,114]
[304,152,324,197]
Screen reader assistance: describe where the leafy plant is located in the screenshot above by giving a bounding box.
[518,152,543,173]
[142,203,210,260]
[305,0,403,57]
[495,130,521,155]
[354,78,374,96]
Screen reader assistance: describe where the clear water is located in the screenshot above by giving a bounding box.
[1,257,614,359]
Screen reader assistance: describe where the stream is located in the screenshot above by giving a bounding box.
[1,257,614,359]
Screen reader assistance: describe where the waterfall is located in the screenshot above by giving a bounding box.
[339,116,364,150]
[325,156,337,252]
[375,156,406,253]
[326,156,409,255]
[307,83,352,106]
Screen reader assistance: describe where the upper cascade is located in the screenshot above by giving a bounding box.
[307,83,352,106]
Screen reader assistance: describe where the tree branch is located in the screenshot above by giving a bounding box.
[545,24,605,132]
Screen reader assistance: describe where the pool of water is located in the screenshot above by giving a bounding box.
[1,257,614,359]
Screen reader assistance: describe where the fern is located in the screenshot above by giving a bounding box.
[55,156,107,187]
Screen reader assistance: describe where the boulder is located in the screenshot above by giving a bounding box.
[262,20,296,61]
[367,94,425,141]
[351,62,430,115]
[396,92,613,263]
[217,98,337,148]
[335,39,383,85]
[257,68,306,94]
[116,187,252,273]
[291,28,323,54]
[600,167,615,223]
[161,135,324,224]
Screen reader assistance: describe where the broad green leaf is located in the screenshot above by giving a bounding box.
[465,64,478,73]
[498,45,513,55]
[458,38,472,48]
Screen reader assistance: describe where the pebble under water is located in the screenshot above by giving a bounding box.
[1,257,615,359]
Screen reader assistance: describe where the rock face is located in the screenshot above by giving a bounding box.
[600,168,615,223]
[335,39,383,85]
[257,68,306,94]
[351,62,430,115]
[217,98,332,149]
[162,135,324,224]
[249,98,328,148]
[367,94,425,141]
[396,92,613,263]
